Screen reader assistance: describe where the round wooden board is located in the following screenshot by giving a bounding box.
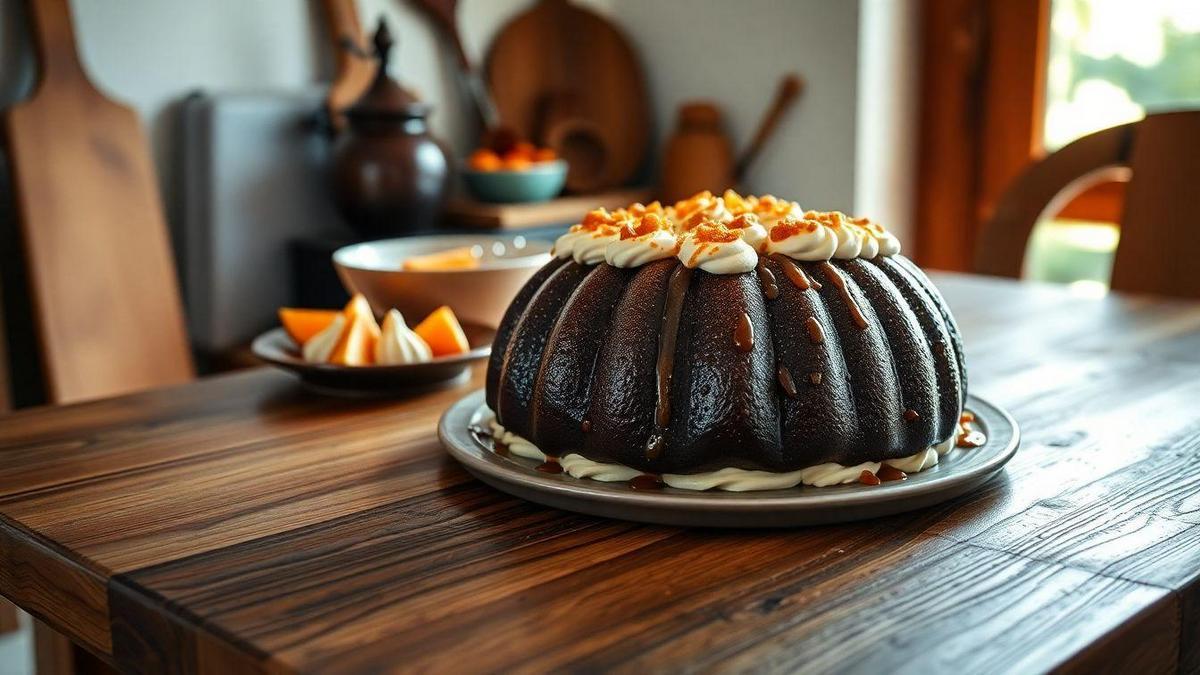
[485,0,651,189]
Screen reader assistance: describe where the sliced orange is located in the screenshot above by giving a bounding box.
[402,246,481,271]
[414,305,470,357]
[330,313,377,366]
[342,294,381,338]
[279,308,339,345]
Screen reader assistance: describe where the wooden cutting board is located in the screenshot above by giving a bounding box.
[486,0,650,191]
[4,0,193,403]
[442,188,652,229]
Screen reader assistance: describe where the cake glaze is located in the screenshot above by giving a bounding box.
[486,191,967,486]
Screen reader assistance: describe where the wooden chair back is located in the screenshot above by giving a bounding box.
[4,0,193,404]
[975,110,1200,298]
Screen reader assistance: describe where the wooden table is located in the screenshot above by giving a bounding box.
[1,274,1199,674]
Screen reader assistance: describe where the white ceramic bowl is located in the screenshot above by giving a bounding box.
[333,234,553,328]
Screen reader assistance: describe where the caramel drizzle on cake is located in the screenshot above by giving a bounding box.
[770,254,820,291]
[648,265,692,460]
[756,261,779,299]
[733,312,755,352]
[819,262,869,330]
[776,365,799,398]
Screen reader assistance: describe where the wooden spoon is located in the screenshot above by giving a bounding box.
[320,0,377,131]
[735,73,805,182]
[409,0,520,152]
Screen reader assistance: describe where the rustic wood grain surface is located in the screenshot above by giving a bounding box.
[1,274,1199,674]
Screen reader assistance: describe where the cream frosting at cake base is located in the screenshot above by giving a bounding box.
[486,412,960,492]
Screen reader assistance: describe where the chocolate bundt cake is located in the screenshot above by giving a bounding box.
[485,191,969,491]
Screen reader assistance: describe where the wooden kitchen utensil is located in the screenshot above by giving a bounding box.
[4,0,194,403]
[735,73,805,181]
[410,0,519,152]
[486,0,650,192]
[321,0,377,131]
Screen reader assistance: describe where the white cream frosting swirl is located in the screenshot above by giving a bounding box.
[487,413,965,492]
[552,195,901,273]
[831,219,865,259]
[554,209,622,263]
[866,223,902,257]
[765,218,840,260]
[677,228,759,274]
[606,228,678,268]
[570,229,620,264]
[726,213,769,251]
[552,227,588,260]
[671,194,733,231]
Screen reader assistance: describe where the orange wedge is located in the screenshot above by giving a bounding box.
[414,306,470,357]
[402,246,481,272]
[279,308,339,345]
[342,294,381,336]
[330,313,378,366]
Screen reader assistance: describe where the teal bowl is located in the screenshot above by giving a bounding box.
[462,160,567,203]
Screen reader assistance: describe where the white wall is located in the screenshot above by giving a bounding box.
[0,0,915,236]
[0,0,543,196]
[612,0,861,212]
[63,0,555,167]
[855,0,919,250]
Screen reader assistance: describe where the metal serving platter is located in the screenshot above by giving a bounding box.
[439,390,1019,527]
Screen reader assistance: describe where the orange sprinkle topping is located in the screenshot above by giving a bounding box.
[769,216,818,242]
[727,213,761,230]
[674,191,715,220]
[624,201,664,218]
[620,213,667,240]
[805,210,848,230]
[723,189,748,213]
[579,208,615,231]
[691,223,741,244]
[678,210,708,230]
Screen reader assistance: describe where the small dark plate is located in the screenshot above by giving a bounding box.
[440,390,1019,527]
[252,324,494,396]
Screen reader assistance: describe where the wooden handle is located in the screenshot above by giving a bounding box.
[320,0,376,129]
[409,0,497,130]
[735,73,805,181]
[410,0,471,69]
[25,0,89,91]
[322,0,368,73]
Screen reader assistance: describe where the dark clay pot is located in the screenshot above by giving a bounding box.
[332,112,449,238]
[331,21,450,238]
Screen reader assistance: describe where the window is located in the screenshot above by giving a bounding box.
[1045,0,1200,150]
[917,0,1200,289]
[1026,0,1200,292]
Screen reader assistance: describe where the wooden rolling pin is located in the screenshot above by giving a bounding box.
[735,73,805,181]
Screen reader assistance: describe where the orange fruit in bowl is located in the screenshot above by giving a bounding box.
[510,141,537,159]
[414,306,470,357]
[279,308,339,345]
[502,155,533,171]
[468,149,502,172]
[534,148,557,162]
